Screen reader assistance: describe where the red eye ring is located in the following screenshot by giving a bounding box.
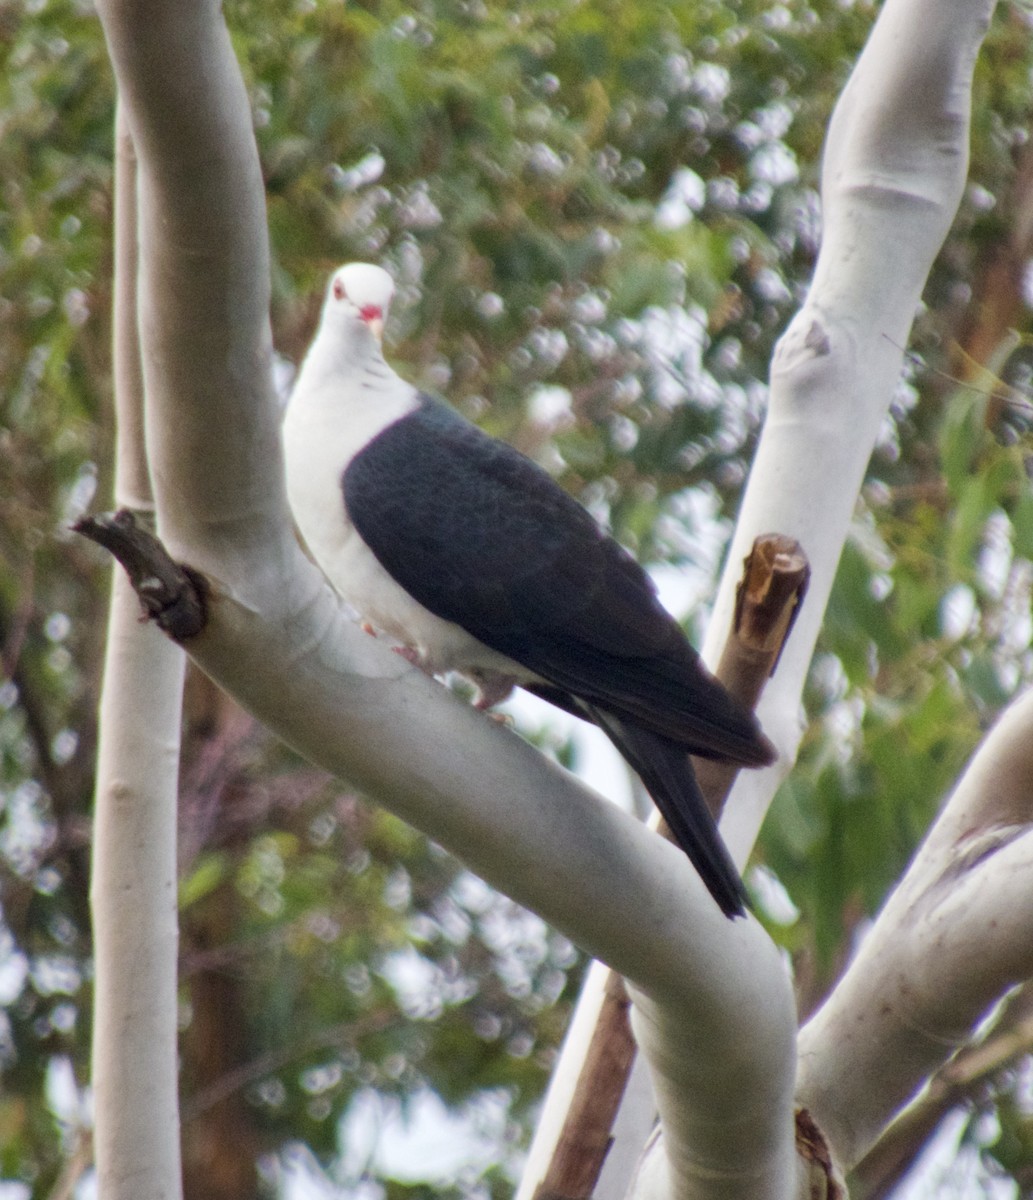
[333,279,346,301]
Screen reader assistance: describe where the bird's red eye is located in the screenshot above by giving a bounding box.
[360,304,383,323]
[333,279,346,301]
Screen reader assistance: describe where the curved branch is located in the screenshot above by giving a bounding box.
[711,0,995,862]
[540,0,998,1193]
[855,984,1033,1198]
[797,689,1033,1170]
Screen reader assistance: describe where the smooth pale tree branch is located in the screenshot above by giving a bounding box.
[749,0,997,1180]
[111,114,152,516]
[81,509,799,1117]
[797,689,1033,1171]
[89,106,184,1200]
[537,0,996,1193]
[855,984,1033,1198]
[713,0,994,863]
[627,980,799,1200]
[91,3,800,1198]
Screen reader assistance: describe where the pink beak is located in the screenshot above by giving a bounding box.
[360,305,384,342]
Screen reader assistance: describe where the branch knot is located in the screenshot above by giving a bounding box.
[74,509,208,641]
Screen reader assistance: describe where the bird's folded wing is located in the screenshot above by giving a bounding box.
[343,396,771,765]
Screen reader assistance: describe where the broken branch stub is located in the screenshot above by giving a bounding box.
[691,533,809,821]
[74,509,208,642]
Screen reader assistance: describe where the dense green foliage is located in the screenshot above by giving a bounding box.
[2,0,1033,1196]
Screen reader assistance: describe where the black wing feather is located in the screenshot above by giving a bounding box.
[344,397,772,764]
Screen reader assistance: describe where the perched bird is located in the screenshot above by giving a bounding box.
[283,263,775,918]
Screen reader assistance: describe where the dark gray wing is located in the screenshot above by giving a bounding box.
[342,396,772,767]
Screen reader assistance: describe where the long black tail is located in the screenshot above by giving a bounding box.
[586,707,749,918]
[523,683,751,918]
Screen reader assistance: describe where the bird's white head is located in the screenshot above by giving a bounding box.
[322,262,395,345]
[291,263,401,403]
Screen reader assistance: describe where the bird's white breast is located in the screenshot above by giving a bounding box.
[282,373,521,683]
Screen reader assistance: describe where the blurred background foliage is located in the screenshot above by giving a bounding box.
[2,0,1033,1196]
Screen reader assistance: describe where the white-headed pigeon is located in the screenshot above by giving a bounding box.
[282,263,775,917]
